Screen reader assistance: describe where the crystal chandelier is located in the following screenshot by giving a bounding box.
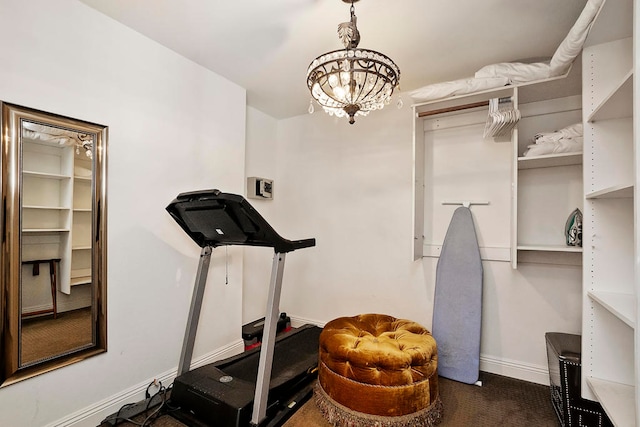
[306,0,401,124]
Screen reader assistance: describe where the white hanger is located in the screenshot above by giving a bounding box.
[484,97,520,138]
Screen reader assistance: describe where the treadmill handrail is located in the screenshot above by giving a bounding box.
[285,238,316,252]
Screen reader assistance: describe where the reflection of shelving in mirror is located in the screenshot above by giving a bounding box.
[23,207,71,232]
[69,147,93,289]
[22,234,63,265]
[21,121,94,293]
[70,246,91,286]
[70,271,91,287]
[71,211,91,247]
[22,140,73,236]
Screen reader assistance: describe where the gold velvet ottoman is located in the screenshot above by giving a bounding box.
[315,314,443,427]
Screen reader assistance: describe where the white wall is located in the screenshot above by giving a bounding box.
[245,106,434,327]
[243,104,582,385]
[243,107,279,324]
[0,0,246,425]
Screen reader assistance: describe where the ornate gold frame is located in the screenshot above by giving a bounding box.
[0,103,107,387]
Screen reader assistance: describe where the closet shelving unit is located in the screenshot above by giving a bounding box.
[580,0,637,424]
[411,0,638,423]
[514,91,583,267]
[412,63,583,270]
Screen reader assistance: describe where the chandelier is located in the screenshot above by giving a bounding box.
[306,0,401,124]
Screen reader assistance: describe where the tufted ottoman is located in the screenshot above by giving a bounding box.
[315,314,443,427]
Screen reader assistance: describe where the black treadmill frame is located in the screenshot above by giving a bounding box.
[166,189,315,426]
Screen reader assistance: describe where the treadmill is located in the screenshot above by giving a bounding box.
[165,189,320,427]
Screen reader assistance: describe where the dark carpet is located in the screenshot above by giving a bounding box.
[21,307,93,365]
[103,372,559,427]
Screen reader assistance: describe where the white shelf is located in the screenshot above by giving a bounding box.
[70,268,91,286]
[585,184,634,199]
[70,276,91,286]
[581,8,638,422]
[588,290,636,328]
[23,170,71,180]
[587,377,636,427]
[517,152,582,169]
[22,228,69,233]
[587,70,633,123]
[23,205,69,210]
[517,245,582,253]
[72,246,91,251]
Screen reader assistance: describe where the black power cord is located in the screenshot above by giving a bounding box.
[101,380,172,426]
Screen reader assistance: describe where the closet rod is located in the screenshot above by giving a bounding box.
[417,100,488,118]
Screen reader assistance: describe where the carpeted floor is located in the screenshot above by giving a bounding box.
[21,307,93,365]
[105,372,559,427]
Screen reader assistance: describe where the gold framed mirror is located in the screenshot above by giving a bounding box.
[0,102,107,387]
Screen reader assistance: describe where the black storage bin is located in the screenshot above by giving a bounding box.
[545,332,613,427]
[242,312,291,350]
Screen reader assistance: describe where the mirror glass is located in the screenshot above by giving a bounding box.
[1,103,107,386]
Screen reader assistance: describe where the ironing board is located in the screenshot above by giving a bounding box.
[432,206,483,384]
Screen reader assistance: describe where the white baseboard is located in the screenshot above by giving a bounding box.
[21,302,54,315]
[47,339,245,427]
[288,314,325,329]
[22,298,92,316]
[480,354,550,386]
[54,317,546,427]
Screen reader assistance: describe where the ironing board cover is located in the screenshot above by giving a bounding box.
[432,206,483,384]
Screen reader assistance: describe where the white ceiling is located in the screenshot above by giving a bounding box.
[77,0,589,120]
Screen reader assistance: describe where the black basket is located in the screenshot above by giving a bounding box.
[545,332,613,427]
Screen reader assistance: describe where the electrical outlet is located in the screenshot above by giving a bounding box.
[247,177,274,200]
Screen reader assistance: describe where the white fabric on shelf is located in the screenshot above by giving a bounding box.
[409,76,509,102]
[523,139,582,157]
[410,0,604,104]
[549,0,605,76]
[533,122,583,143]
[523,122,583,157]
[474,61,551,84]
